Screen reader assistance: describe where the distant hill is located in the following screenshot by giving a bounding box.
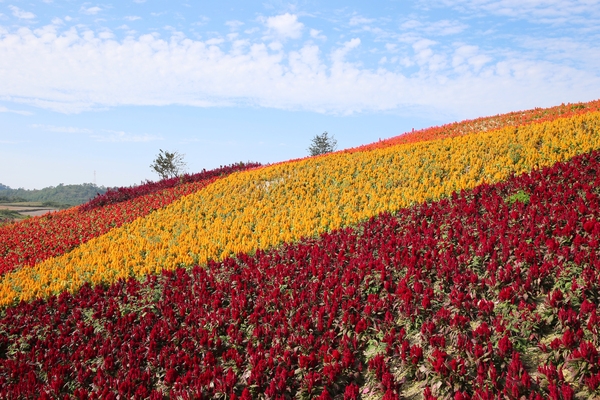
[0,183,107,206]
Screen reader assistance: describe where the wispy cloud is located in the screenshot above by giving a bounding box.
[0,105,32,115]
[431,0,600,25]
[400,19,467,36]
[349,15,375,26]
[124,16,141,21]
[309,29,326,40]
[80,6,102,16]
[8,6,36,20]
[226,20,244,30]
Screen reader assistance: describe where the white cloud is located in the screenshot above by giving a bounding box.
[98,30,114,39]
[331,38,361,63]
[349,16,375,26]
[8,6,36,20]
[268,41,283,51]
[401,20,421,30]
[206,37,224,45]
[124,16,141,21]
[81,6,102,16]
[262,13,303,39]
[310,29,326,40]
[226,20,244,30]
[133,0,146,3]
[410,39,448,71]
[401,19,467,36]
[0,24,598,119]
[192,16,210,26]
[452,45,492,73]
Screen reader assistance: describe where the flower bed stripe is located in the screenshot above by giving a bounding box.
[1,112,599,307]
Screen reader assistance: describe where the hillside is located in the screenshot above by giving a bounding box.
[0,183,107,207]
[1,100,600,398]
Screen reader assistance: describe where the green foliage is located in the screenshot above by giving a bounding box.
[0,209,22,219]
[0,196,26,204]
[41,201,73,210]
[308,131,338,156]
[150,149,187,179]
[506,190,530,205]
[0,183,105,206]
[0,209,26,222]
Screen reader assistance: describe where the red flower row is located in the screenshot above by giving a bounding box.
[80,162,261,210]
[1,151,599,398]
[0,163,260,276]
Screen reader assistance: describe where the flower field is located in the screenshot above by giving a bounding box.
[1,111,600,306]
[1,148,600,398]
[0,163,259,276]
[1,100,600,398]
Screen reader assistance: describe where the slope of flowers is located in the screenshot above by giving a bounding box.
[350,98,600,153]
[1,112,599,306]
[0,163,259,276]
[80,162,260,210]
[1,150,599,398]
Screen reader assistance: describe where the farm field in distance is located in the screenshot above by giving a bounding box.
[1,99,600,399]
[0,203,60,225]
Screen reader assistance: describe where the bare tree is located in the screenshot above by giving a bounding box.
[150,149,187,180]
[308,131,337,156]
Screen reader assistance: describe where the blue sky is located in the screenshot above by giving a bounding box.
[1,0,599,189]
